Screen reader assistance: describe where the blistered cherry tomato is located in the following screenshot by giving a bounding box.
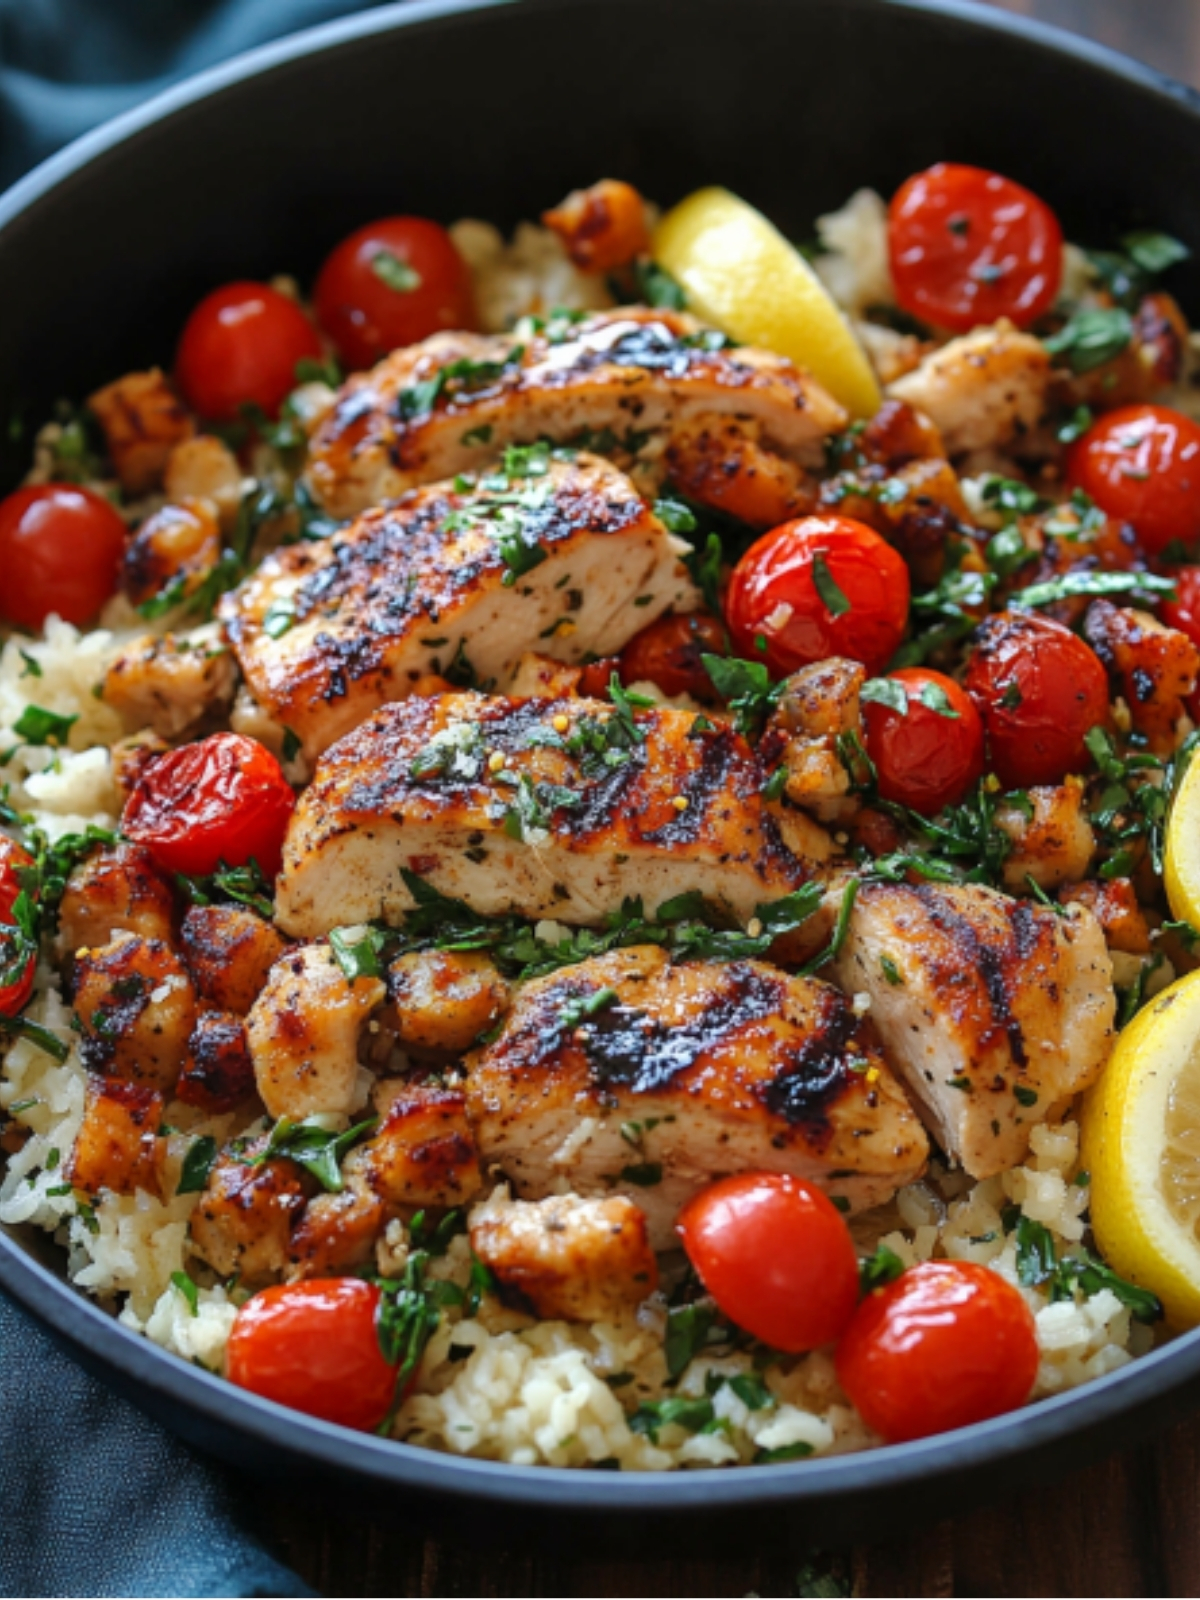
[122,732,295,878]
[836,1260,1038,1443]
[314,216,476,370]
[726,516,910,678]
[0,483,126,631]
[227,1278,399,1431]
[888,163,1063,332]
[677,1173,860,1352]
[618,611,727,702]
[1065,405,1200,556]
[965,610,1109,789]
[1163,566,1200,651]
[862,667,985,815]
[0,837,36,1017]
[176,281,323,421]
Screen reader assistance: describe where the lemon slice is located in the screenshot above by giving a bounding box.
[653,186,882,419]
[1080,969,1200,1329]
[1165,747,1200,930]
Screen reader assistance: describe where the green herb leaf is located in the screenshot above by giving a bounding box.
[1044,308,1134,374]
[861,678,908,716]
[329,924,388,983]
[632,259,687,310]
[1121,230,1190,276]
[18,650,42,680]
[177,1135,218,1195]
[619,1162,663,1187]
[1057,405,1094,444]
[560,986,618,1030]
[756,1442,815,1464]
[251,1113,378,1193]
[919,681,960,719]
[629,1396,714,1443]
[701,654,781,738]
[0,1014,68,1063]
[664,1301,714,1380]
[261,597,297,639]
[653,497,698,535]
[1014,569,1175,609]
[11,705,78,746]
[798,878,858,978]
[859,1243,905,1295]
[811,552,851,617]
[729,1371,775,1411]
[1014,1215,1058,1287]
[371,249,422,293]
[171,1270,200,1316]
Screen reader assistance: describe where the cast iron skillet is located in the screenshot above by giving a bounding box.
[3,0,1200,1549]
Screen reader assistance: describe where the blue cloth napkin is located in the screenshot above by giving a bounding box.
[0,8,399,1593]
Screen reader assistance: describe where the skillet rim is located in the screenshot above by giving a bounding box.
[2,0,1200,1514]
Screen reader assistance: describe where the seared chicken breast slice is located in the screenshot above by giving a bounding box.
[465,946,928,1248]
[274,692,812,939]
[221,452,696,761]
[830,880,1115,1178]
[304,308,848,519]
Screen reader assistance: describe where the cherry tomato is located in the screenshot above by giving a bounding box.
[227,1278,399,1431]
[0,837,36,1017]
[1065,405,1200,556]
[888,163,1063,332]
[1163,566,1200,651]
[861,667,985,815]
[676,1173,860,1352]
[122,732,295,878]
[726,516,910,678]
[618,611,727,702]
[314,216,476,370]
[0,484,126,631]
[175,281,323,421]
[965,610,1109,789]
[835,1260,1038,1443]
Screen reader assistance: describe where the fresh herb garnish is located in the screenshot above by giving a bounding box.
[701,655,781,738]
[177,1135,218,1196]
[1044,308,1134,374]
[811,552,851,617]
[1013,569,1175,609]
[176,858,275,921]
[10,705,78,747]
[171,1270,200,1316]
[371,250,422,293]
[249,1114,378,1193]
[628,1396,714,1442]
[631,259,687,310]
[859,1243,905,1295]
[329,924,388,982]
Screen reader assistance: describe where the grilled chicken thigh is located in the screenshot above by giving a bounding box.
[274,692,812,938]
[465,946,928,1247]
[221,452,696,761]
[304,308,848,519]
[830,880,1115,1177]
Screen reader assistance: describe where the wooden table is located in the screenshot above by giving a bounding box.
[270,3,1200,1592]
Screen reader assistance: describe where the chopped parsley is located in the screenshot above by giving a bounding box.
[371,250,422,293]
[10,704,78,748]
[396,345,524,422]
[177,1135,218,1196]
[631,258,687,310]
[176,857,275,921]
[701,654,781,738]
[329,924,388,983]
[1044,307,1134,374]
[858,1243,905,1295]
[811,551,851,617]
[249,1114,378,1193]
[171,1270,200,1316]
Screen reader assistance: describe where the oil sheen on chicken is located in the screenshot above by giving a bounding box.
[465,946,928,1247]
[274,692,814,938]
[304,308,848,519]
[221,452,696,760]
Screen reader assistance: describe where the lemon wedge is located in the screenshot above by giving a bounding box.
[1165,746,1200,930]
[1080,968,1200,1329]
[653,186,882,419]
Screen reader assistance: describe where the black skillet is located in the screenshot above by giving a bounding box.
[2,0,1199,1552]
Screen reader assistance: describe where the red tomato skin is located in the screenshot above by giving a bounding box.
[227,1279,398,1431]
[676,1172,860,1352]
[121,733,295,878]
[888,163,1063,332]
[1066,405,1200,556]
[617,611,727,702]
[0,836,36,1016]
[964,610,1109,789]
[314,217,476,370]
[835,1260,1039,1444]
[1163,566,1200,651]
[726,517,910,678]
[0,484,127,631]
[176,281,322,421]
[862,668,985,815]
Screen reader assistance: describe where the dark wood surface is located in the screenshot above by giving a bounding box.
[271,4,1200,1593]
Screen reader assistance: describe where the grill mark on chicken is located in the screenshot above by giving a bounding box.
[304,309,847,520]
[222,452,694,760]
[911,882,1028,1067]
[762,991,860,1129]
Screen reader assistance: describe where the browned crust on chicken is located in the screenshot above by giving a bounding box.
[59,843,175,957]
[1058,877,1152,955]
[180,905,288,1016]
[176,1010,257,1113]
[1084,600,1199,754]
[189,1141,313,1284]
[86,367,194,495]
[73,933,197,1092]
[466,946,927,1244]
[221,453,691,759]
[471,1191,658,1321]
[66,1076,163,1197]
[275,692,811,937]
[360,1081,481,1208]
[304,309,847,519]
[388,949,509,1059]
